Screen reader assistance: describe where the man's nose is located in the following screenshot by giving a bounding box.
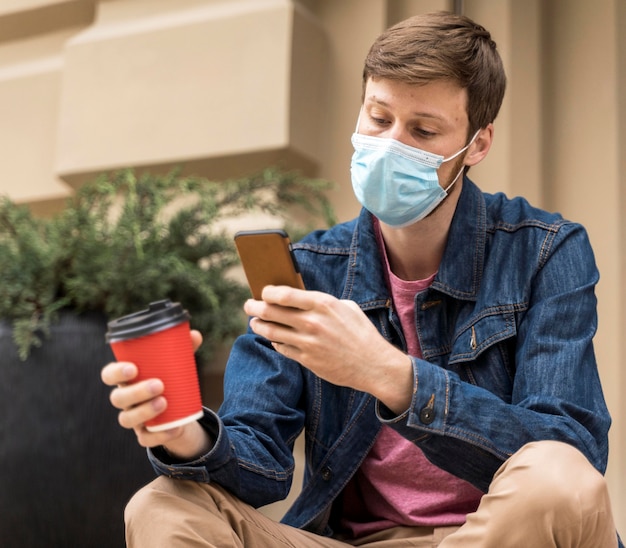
[387,125,413,146]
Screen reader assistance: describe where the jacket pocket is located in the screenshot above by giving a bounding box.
[448,309,517,400]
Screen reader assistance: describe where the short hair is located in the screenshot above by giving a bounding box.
[362,11,507,136]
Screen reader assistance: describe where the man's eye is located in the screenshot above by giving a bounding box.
[415,128,436,138]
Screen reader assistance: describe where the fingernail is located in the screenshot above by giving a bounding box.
[148,379,163,395]
[152,396,166,412]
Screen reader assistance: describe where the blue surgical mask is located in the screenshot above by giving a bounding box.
[350,123,477,228]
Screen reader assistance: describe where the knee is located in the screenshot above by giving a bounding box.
[496,441,610,513]
[124,476,170,526]
[125,476,201,525]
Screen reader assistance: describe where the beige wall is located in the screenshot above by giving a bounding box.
[0,0,623,529]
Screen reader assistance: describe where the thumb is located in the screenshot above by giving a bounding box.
[190,330,203,352]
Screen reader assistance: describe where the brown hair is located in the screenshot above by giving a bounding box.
[362,11,506,137]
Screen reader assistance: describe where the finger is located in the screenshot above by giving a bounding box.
[245,297,306,331]
[118,394,167,430]
[271,341,298,361]
[134,424,183,448]
[109,378,164,411]
[101,361,137,386]
[250,316,295,344]
[260,285,313,310]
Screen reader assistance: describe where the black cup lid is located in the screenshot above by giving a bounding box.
[105,299,190,343]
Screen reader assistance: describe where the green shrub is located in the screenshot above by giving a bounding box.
[0,167,335,363]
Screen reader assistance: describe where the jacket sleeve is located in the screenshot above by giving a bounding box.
[377,222,611,492]
[147,331,305,508]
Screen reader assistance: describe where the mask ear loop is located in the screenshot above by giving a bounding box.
[354,107,363,133]
[442,129,481,162]
[444,165,466,193]
[442,130,481,193]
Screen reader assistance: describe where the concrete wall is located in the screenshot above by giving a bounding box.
[0,0,623,530]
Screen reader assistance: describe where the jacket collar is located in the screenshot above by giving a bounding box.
[433,177,486,301]
[346,177,486,307]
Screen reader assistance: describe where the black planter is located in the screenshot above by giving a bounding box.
[0,310,155,548]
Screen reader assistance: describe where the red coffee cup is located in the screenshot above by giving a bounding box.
[105,300,203,432]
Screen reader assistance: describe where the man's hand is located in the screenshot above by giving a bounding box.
[100,330,213,460]
[244,285,414,414]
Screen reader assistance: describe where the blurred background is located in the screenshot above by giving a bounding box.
[0,0,623,531]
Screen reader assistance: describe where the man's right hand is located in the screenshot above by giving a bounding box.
[100,330,213,460]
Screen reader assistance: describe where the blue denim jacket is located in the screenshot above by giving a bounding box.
[149,178,612,536]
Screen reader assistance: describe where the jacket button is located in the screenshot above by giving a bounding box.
[321,467,332,481]
[420,407,435,424]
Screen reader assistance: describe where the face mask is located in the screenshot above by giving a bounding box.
[350,123,478,228]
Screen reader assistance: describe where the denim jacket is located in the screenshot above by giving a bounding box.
[149,178,612,536]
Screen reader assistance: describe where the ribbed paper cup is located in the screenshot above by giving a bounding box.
[106,300,203,432]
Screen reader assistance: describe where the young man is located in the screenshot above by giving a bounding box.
[102,12,621,547]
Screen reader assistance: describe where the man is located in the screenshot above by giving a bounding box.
[102,11,621,547]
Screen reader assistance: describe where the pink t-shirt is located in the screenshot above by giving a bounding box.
[339,224,482,538]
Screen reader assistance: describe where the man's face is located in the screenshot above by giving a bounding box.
[359,77,472,189]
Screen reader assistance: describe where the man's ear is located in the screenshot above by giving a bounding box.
[464,123,494,167]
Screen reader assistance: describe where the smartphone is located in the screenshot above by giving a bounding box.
[234,229,305,299]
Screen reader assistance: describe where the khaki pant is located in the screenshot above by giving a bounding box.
[125,441,618,547]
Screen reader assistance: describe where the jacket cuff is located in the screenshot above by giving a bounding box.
[376,356,450,438]
[147,407,229,481]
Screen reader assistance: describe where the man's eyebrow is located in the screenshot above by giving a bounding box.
[366,96,446,120]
